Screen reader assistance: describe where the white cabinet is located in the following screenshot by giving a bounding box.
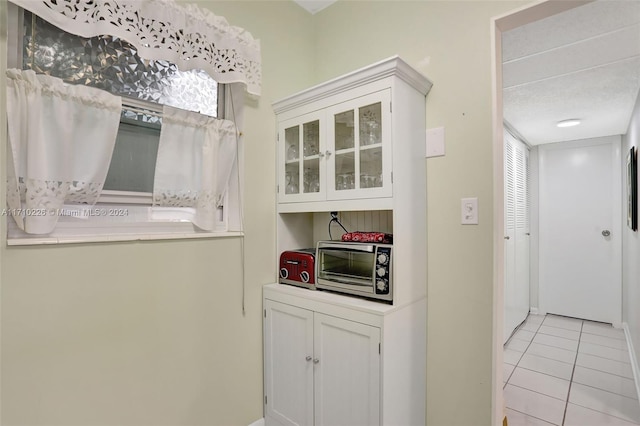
[274,56,431,306]
[264,299,380,426]
[263,284,426,426]
[278,91,392,205]
[267,57,431,426]
[274,56,431,215]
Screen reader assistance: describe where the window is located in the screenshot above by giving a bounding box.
[23,10,222,198]
[6,6,243,244]
[22,11,221,116]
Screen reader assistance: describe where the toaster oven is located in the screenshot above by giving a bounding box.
[315,241,392,302]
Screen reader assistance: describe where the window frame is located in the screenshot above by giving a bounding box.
[5,4,242,245]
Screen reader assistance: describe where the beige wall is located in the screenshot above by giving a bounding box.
[313,2,526,424]
[623,89,640,371]
[0,1,315,424]
[0,1,544,425]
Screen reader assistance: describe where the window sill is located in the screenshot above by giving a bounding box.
[8,230,244,246]
[6,204,241,246]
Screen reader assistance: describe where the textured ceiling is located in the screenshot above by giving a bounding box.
[502,0,640,145]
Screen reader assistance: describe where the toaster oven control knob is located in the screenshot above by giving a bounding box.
[300,271,310,283]
[377,279,386,291]
[279,268,289,279]
[377,267,386,277]
[377,253,389,265]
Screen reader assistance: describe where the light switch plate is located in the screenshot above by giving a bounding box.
[461,197,478,225]
[426,127,445,158]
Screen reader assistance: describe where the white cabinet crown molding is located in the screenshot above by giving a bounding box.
[272,56,433,115]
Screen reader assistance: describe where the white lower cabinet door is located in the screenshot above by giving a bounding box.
[313,313,381,426]
[264,300,314,426]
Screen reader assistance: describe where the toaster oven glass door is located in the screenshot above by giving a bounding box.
[317,248,374,289]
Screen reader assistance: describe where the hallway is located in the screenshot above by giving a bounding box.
[504,314,640,425]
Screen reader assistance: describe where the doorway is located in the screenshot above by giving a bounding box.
[492,1,640,424]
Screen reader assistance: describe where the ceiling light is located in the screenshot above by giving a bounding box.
[557,119,581,128]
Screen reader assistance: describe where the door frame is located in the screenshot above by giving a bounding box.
[490,1,593,424]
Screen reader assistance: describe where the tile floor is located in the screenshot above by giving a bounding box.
[504,314,640,425]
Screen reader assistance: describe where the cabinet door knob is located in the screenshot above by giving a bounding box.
[318,152,325,158]
[313,358,320,364]
[325,151,332,157]
[306,356,312,361]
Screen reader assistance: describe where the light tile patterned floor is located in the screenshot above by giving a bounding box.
[504,314,640,425]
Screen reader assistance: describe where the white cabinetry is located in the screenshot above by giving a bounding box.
[266,56,431,425]
[264,299,380,426]
[274,56,431,216]
[278,90,392,204]
[274,56,431,307]
[264,285,425,426]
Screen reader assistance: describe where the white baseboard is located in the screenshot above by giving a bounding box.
[622,323,640,402]
[530,307,539,315]
[248,418,265,426]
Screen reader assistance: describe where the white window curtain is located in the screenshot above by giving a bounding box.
[153,106,237,231]
[8,0,262,96]
[6,69,121,234]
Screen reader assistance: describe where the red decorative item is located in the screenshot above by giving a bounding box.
[341,232,393,244]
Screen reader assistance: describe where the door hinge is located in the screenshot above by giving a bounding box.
[265,395,267,405]
[277,185,279,194]
[264,309,266,318]
[390,102,392,113]
[391,171,393,184]
[277,133,279,141]
[379,343,381,354]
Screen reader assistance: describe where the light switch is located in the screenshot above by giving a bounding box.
[426,127,445,158]
[461,197,478,225]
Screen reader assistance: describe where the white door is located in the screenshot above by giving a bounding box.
[504,134,530,343]
[539,137,622,324]
[264,300,314,426]
[313,313,380,426]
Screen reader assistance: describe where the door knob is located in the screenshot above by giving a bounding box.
[306,356,312,361]
[602,230,611,237]
[325,151,332,157]
[504,236,510,240]
[313,358,320,364]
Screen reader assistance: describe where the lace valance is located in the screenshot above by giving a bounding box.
[8,0,262,96]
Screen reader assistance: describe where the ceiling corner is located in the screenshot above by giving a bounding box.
[293,0,338,15]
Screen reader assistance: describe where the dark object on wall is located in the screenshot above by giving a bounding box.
[627,146,637,231]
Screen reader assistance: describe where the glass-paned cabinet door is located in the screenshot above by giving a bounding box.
[326,90,392,200]
[278,112,325,203]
